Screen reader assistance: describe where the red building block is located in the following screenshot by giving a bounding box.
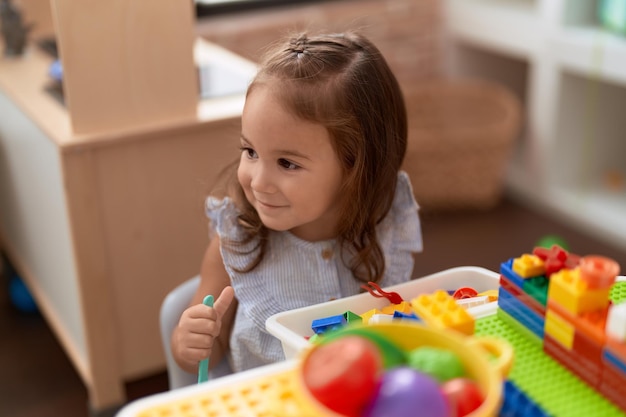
[544,334,601,388]
[547,299,607,347]
[533,245,581,276]
[599,362,626,413]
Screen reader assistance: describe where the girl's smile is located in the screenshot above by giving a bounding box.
[238,85,345,242]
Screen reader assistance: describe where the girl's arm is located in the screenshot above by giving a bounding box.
[170,235,237,374]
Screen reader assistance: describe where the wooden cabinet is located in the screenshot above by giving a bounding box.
[0,1,255,413]
[443,0,626,251]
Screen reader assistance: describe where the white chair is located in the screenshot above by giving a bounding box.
[160,275,201,389]
[160,275,233,390]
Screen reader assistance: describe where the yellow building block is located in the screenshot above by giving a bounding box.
[478,289,499,302]
[512,254,546,278]
[410,290,475,335]
[545,308,575,349]
[380,301,412,315]
[360,308,381,324]
[548,268,611,316]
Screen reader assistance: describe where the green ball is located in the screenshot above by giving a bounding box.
[407,347,465,382]
[535,235,569,251]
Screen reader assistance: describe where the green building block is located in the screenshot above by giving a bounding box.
[523,276,549,307]
[343,310,362,324]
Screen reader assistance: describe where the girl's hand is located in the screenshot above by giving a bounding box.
[172,286,235,370]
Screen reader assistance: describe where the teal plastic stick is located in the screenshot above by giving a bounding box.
[197,294,214,384]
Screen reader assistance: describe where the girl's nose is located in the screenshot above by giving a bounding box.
[250,164,276,194]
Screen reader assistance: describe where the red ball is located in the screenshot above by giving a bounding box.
[302,335,383,417]
[441,377,484,417]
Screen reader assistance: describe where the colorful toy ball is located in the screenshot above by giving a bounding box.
[363,367,449,417]
[302,335,383,417]
[441,377,484,417]
[407,346,466,382]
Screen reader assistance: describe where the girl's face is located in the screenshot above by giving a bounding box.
[238,86,344,242]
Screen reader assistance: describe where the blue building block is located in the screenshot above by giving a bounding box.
[500,380,551,417]
[603,349,626,376]
[392,310,421,321]
[498,286,545,339]
[311,314,346,335]
[500,258,526,290]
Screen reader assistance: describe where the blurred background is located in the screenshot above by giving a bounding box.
[1,0,626,416]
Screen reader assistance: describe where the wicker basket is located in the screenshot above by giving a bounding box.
[401,79,522,211]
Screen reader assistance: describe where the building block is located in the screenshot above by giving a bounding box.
[380,301,412,315]
[392,310,420,321]
[606,302,626,342]
[605,336,626,367]
[477,289,499,302]
[547,300,607,346]
[548,268,611,315]
[368,313,395,324]
[579,256,620,289]
[598,382,626,413]
[498,286,545,340]
[572,327,604,371]
[603,348,626,377]
[410,290,475,335]
[544,308,574,350]
[513,254,546,278]
[501,258,526,289]
[543,334,601,388]
[311,314,346,335]
[456,295,490,309]
[501,275,545,316]
[360,308,381,324]
[343,311,362,325]
[522,276,550,308]
[533,245,581,276]
[500,380,551,417]
[598,362,626,413]
[490,246,625,416]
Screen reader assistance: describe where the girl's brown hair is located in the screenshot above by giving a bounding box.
[226,31,407,283]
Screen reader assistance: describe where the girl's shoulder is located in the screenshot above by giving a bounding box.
[378,170,423,254]
[393,171,420,212]
[205,196,247,241]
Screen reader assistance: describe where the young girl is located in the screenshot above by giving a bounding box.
[171,31,423,377]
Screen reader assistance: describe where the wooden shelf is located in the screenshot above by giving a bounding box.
[0,1,256,413]
[444,0,626,251]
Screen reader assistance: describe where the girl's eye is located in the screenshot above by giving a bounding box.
[241,147,257,159]
[278,158,299,170]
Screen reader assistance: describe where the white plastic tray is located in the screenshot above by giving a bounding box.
[266,266,500,359]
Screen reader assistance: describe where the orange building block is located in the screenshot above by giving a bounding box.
[548,267,611,315]
[411,290,475,335]
[579,255,620,289]
[547,299,607,346]
[512,254,546,278]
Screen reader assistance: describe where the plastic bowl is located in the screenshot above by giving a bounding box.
[290,322,513,417]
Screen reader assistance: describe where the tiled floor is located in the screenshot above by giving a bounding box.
[2,196,625,417]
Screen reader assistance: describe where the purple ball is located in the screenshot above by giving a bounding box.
[363,367,449,417]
